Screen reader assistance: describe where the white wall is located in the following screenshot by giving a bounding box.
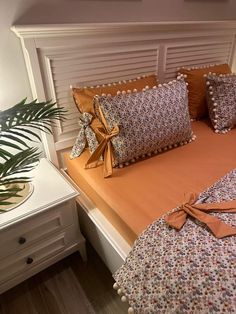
[16,0,236,24]
[0,0,38,109]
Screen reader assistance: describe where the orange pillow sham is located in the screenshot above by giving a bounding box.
[72,74,158,115]
[179,64,231,119]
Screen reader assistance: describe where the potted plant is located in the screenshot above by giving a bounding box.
[0,99,66,210]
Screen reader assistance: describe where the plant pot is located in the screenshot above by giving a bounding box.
[0,183,34,213]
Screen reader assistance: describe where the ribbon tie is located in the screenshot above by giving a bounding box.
[85,106,119,178]
[70,112,99,159]
[165,193,236,238]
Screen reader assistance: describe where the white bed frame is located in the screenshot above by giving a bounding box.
[12,21,236,273]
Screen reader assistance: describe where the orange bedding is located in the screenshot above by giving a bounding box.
[64,120,236,244]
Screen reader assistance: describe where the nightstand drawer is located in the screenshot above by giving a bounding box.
[0,201,75,259]
[0,226,78,284]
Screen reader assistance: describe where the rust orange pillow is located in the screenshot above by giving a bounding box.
[179,64,231,119]
[72,74,158,115]
[70,75,158,159]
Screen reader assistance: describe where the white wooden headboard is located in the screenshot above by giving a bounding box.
[12,21,236,168]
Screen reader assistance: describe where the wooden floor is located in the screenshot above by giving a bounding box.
[0,243,128,314]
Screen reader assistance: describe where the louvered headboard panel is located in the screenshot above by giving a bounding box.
[12,22,236,167]
[164,39,233,82]
[46,46,159,140]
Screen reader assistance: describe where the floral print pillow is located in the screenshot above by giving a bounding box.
[206,73,236,133]
[95,78,195,166]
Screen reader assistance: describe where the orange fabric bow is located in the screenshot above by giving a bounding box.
[165,194,236,238]
[85,106,119,178]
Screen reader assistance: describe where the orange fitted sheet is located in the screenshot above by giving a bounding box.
[64,120,236,244]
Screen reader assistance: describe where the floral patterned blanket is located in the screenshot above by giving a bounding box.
[113,170,236,313]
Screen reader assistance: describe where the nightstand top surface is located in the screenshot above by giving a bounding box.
[0,158,78,229]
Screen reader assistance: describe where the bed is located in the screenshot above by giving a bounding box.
[12,21,236,312]
[64,120,236,244]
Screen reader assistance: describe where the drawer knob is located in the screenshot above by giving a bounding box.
[18,237,26,244]
[26,257,34,265]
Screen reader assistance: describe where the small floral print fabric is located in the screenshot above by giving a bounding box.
[207,74,236,133]
[95,79,193,165]
[70,112,99,159]
[113,169,236,313]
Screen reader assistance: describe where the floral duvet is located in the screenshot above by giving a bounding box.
[113,170,236,313]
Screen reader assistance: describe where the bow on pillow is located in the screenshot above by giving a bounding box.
[70,112,99,159]
[165,193,236,238]
[85,106,119,178]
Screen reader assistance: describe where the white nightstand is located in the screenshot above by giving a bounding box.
[0,158,86,294]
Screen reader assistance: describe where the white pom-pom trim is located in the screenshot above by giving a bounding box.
[96,77,184,99]
[207,73,236,78]
[73,74,156,90]
[113,282,119,290]
[128,307,134,314]
[181,63,221,72]
[117,288,123,295]
[116,135,196,169]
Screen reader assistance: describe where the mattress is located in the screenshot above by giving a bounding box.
[64,120,236,244]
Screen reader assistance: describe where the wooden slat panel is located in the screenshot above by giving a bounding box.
[52,53,157,74]
[49,47,158,136]
[168,47,230,58]
[167,42,231,54]
[164,40,232,81]
[55,68,156,96]
[166,57,229,72]
[53,61,156,83]
[167,52,229,65]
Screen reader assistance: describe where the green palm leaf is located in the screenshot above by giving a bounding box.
[0,98,67,207]
[0,99,67,154]
[0,148,40,181]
